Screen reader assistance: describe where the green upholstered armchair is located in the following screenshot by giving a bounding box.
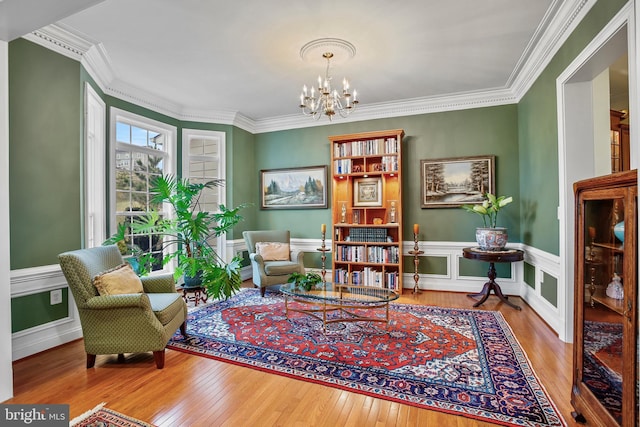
[243,230,305,297]
[58,245,187,369]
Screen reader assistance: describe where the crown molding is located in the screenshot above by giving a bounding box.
[510,0,597,101]
[23,23,94,61]
[252,88,518,133]
[24,0,597,134]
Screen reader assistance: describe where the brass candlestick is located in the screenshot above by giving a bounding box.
[317,228,330,283]
[407,231,424,294]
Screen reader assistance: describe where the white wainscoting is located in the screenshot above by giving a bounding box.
[9,239,566,360]
[10,265,82,361]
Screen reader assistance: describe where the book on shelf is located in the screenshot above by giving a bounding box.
[333,137,399,158]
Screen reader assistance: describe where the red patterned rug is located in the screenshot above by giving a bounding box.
[70,403,155,427]
[168,289,565,426]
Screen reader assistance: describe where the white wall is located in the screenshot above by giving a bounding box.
[0,39,14,401]
[592,68,611,176]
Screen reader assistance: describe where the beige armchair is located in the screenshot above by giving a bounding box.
[58,245,187,369]
[243,230,305,296]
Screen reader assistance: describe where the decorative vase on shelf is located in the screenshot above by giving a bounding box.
[476,227,508,251]
[606,273,624,300]
[613,221,624,243]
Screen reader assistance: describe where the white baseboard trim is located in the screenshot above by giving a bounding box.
[10,265,82,360]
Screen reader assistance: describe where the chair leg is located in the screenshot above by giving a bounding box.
[180,321,187,336]
[86,353,96,368]
[261,286,266,297]
[153,350,165,369]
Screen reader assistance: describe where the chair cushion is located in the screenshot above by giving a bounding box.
[255,242,290,261]
[148,293,184,326]
[93,263,144,296]
[264,260,301,276]
[256,242,290,261]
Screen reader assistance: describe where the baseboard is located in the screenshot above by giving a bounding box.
[10,265,82,360]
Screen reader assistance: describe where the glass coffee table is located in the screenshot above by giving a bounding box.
[280,282,400,330]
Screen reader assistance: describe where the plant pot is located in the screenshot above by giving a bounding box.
[183,271,203,289]
[476,227,508,251]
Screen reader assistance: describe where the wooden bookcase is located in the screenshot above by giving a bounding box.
[329,129,405,292]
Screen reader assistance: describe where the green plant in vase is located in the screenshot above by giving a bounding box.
[131,175,246,300]
[461,193,513,251]
[103,222,156,276]
[288,271,323,291]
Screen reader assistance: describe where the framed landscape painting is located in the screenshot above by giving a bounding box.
[420,155,495,208]
[261,165,328,209]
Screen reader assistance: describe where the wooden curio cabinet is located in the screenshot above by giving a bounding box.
[572,170,638,426]
[329,129,404,293]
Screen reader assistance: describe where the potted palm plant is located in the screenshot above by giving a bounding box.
[461,193,513,251]
[131,175,246,300]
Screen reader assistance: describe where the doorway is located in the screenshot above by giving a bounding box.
[557,6,636,342]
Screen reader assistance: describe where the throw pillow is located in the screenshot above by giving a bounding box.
[93,263,144,296]
[255,242,290,261]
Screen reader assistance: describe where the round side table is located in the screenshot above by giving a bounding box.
[462,247,524,310]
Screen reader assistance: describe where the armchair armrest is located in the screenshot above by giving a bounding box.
[249,253,265,267]
[290,249,304,265]
[85,293,151,310]
[141,273,177,293]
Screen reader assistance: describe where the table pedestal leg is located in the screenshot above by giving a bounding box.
[467,262,521,310]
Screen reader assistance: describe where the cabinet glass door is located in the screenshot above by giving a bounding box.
[582,196,625,424]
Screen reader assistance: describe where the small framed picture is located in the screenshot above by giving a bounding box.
[353,177,382,207]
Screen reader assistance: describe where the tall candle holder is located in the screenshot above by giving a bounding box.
[407,227,424,294]
[317,227,330,282]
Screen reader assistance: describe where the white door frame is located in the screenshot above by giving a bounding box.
[557,3,636,342]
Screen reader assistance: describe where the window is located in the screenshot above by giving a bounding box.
[110,108,176,272]
[182,129,227,260]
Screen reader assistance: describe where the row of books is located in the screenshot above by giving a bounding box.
[333,156,399,174]
[349,227,388,242]
[335,245,399,264]
[334,138,399,157]
[334,268,400,290]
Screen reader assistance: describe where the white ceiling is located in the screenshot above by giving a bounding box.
[4,1,621,130]
[58,0,554,120]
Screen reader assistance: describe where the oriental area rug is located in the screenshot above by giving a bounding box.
[583,320,623,423]
[70,402,155,427]
[168,289,565,427]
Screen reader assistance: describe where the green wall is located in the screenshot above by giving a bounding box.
[9,39,83,269]
[254,106,520,242]
[518,0,628,254]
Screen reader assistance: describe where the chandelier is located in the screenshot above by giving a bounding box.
[298,39,359,120]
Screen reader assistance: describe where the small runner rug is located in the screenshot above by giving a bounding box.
[168,289,565,426]
[70,403,155,427]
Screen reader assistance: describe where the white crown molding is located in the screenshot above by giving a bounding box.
[23,23,93,61]
[25,0,595,133]
[252,87,518,133]
[511,0,597,101]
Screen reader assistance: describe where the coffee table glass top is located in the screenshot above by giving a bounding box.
[280,282,399,304]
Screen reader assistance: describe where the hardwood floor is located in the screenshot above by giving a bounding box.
[5,283,583,426]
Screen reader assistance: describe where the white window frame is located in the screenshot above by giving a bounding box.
[181,129,227,262]
[109,107,177,274]
[84,83,106,248]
